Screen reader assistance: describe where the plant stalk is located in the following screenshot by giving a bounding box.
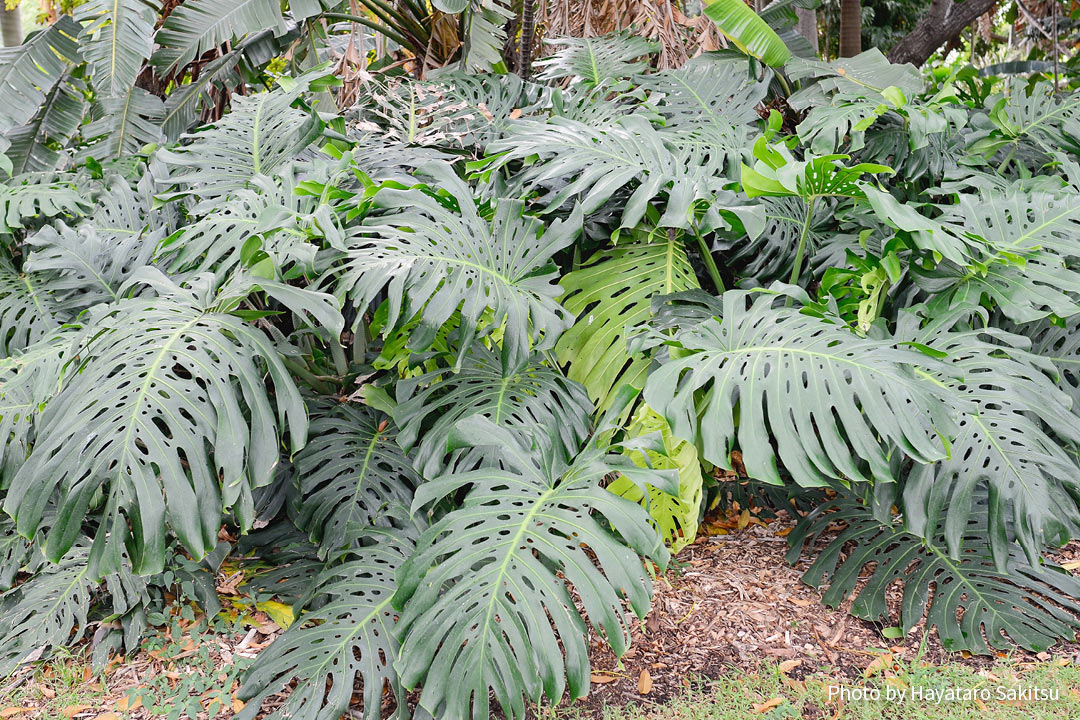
[691,225,725,293]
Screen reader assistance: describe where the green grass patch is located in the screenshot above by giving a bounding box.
[555,656,1080,720]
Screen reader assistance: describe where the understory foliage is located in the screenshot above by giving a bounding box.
[5,4,1080,720]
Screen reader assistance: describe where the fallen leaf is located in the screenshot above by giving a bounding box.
[63,706,91,719]
[1062,559,1080,570]
[738,509,751,530]
[637,669,652,695]
[589,674,618,684]
[92,714,119,720]
[0,710,31,718]
[256,600,295,629]
[778,659,801,674]
[232,698,246,712]
[864,653,893,678]
[753,697,783,714]
[40,687,56,699]
[116,695,142,712]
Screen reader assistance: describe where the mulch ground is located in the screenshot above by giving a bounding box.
[563,509,1080,718]
[4,509,1080,719]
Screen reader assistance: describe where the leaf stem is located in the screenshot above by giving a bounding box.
[691,225,725,293]
[788,199,816,288]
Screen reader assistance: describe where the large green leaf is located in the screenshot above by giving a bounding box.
[4,272,308,574]
[160,50,241,141]
[153,0,285,73]
[394,345,593,477]
[786,49,924,107]
[787,489,1080,653]
[4,71,86,176]
[0,175,90,234]
[556,229,699,409]
[157,79,323,199]
[393,415,672,720]
[0,255,65,357]
[23,219,157,315]
[0,17,82,134]
[643,288,954,486]
[0,541,147,674]
[485,115,741,230]
[703,0,790,68]
[0,334,68,479]
[78,0,162,98]
[638,56,767,131]
[80,86,166,161]
[894,307,1080,568]
[534,31,657,88]
[238,532,416,720]
[292,403,420,558]
[331,163,580,368]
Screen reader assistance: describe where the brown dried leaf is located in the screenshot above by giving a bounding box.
[637,669,652,695]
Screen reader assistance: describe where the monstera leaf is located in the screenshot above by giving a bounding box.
[78,0,161,98]
[158,77,325,199]
[394,345,593,478]
[0,541,146,674]
[0,17,82,134]
[485,115,739,230]
[788,489,1080,654]
[332,163,580,369]
[911,253,1080,324]
[534,31,657,87]
[894,307,1080,568]
[639,56,767,131]
[556,229,700,409]
[238,531,416,720]
[608,405,704,553]
[23,220,157,314]
[292,403,420,558]
[0,334,68,478]
[0,176,90,234]
[1025,315,1080,409]
[4,272,307,574]
[393,412,673,720]
[643,288,954,487]
[0,256,66,357]
[786,48,923,107]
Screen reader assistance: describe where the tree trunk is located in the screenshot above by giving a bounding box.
[796,8,818,55]
[519,0,535,80]
[1,2,22,47]
[887,0,996,66]
[839,0,861,57]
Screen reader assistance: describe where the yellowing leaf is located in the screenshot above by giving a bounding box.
[256,600,295,629]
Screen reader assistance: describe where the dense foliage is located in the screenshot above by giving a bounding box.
[4,3,1080,720]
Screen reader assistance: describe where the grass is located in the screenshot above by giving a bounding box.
[554,654,1080,720]
[2,649,109,718]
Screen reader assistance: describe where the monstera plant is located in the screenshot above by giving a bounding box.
[3,5,1080,720]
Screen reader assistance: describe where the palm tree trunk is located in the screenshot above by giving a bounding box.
[839,0,861,57]
[796,8,818,55]
[1,2,22,47]
[519,0,536,80]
